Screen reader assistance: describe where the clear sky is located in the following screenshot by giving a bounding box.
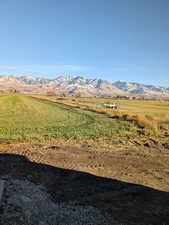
[0,0,169,86]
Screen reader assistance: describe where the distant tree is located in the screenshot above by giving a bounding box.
[8,88,18,93]
[60,93,66,97]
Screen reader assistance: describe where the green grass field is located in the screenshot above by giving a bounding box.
[0,94,132,142]
[79,98,169,121]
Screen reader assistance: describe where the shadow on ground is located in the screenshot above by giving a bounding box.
[0,153,168,225]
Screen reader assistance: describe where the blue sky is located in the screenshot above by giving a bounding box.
[0,0,169,86]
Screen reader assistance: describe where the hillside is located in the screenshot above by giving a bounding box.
[0,75,169,98]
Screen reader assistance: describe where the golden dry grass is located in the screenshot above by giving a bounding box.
[43,96,169,132]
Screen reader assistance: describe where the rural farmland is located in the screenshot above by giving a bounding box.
[0,94,131,142]
[0,94,169,225]
[1,1,169,224]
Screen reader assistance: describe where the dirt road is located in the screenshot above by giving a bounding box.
[0,143,169,225]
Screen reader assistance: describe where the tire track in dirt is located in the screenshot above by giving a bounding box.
[1,143,169,225]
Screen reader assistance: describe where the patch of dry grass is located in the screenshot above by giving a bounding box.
[35,95,169,149]
[45,96,163,131]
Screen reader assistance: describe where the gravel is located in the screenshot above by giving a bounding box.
[0,176,121,225]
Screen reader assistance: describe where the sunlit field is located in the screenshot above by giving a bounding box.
[0,94,132,142]
[79,98,169,121]
[37,95,169,148]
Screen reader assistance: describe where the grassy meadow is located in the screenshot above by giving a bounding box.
[40,95,169,148]
[79,97,169,121]
[0,94,133,142]
[0,94,168,148]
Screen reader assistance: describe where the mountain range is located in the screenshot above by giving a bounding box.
[0,75,169,98]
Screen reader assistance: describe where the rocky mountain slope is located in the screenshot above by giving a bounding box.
[0,75,169,98]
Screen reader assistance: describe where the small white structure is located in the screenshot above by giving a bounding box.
[103,103,118,109]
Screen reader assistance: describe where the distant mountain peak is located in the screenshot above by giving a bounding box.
[0,75,168,98]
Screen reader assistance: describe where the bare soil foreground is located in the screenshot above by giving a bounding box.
[0,143,169,225]
[0,95,169,225]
